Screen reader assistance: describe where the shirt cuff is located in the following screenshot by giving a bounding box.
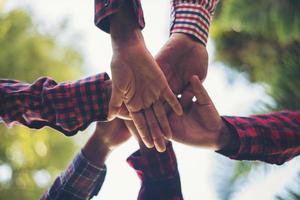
[42,151,106,200]
[42,73,110,136]
[0,73,110,137]
[170,0,219,46]
[94,0,145,33]
[217,112,300,165]
[127,142,178,182]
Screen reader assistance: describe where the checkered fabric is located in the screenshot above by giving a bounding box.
[127,142,184,200]
[0,73,110,136]
[41,152,107,200]
[170,0,219,45]
[219,111,300,165]
[94,0,219,45]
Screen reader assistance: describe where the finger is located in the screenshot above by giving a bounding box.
[124,121,141,139]
[190,75,211,105]
[153,101,172,140]
[162,87,183,116]
[145,108,166,152]
[131,111,154,148]
[143,91,156,109]
[108,85,124,120]
[190,75,221,127]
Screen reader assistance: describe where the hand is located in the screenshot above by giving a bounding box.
[109,3,182,152]
[168,76,236,151]
[82,119,131,167]
[156,33,208,100]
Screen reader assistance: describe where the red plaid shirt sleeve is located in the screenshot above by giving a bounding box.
[217,111,300,165]
[41,151,107,200]
[94,0,145,33]
[127,142,183,200]
[170,0,219,46]
[94,0,219,46]
[0,73,110,136]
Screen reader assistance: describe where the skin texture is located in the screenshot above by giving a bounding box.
[109,2,182,153]
[156,33,208,102]
[82,119,131,167]
[126,76,237,152]
[169,76,232,150]
[82,76,238,169]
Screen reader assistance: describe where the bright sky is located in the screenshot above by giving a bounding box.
[4,0,300,200]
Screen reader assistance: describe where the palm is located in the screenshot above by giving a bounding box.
[110,43,182,152]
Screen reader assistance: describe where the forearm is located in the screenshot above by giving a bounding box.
[82,131,111,168]
[217,111,300,165]
[110,1,144,49]
[0,73,110,136]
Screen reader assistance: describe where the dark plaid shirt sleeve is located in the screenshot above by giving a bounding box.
[127,142,183,200]
[94,0,145,33]
[217,111,300,165]
[94,0,219,46]
[0,73,110,136]
[41,151,107,200]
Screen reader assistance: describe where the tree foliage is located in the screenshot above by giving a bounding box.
[211,0,300,110]
[0,7,83,199]
[211,0,300,199]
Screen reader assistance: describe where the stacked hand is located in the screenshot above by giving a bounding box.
[120,76,235,152]
[109,3,182,152]
[156,33,208,98]
[83,75,237,169]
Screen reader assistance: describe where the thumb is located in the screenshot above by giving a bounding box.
[190,75,211,105]
[108,85,124,121]
[190,75,221,128]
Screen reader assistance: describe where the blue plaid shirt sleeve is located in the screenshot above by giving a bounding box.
[41,151,107,200]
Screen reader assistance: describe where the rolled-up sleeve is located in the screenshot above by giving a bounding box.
[170,0,219,46]
[41,151,107,200]
[217,111,300,165]
[94,0,145,33]
[0,73,110,136]
[127,142,183,200]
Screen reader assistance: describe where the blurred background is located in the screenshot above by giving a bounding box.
[0,0,299,199]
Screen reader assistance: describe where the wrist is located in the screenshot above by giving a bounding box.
[110,2,144,49]
[216,120,239,152]
[170,33,205,47]
[82,134,112,168]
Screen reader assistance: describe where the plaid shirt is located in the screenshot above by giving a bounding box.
[42,143,182,200]
[220,111,300,165]
[41,112,300,199]
[2,74,299,198]
[41,151,107,200]
[0,73,110,136]
[127,142,183,200]
[94,0,219,46]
